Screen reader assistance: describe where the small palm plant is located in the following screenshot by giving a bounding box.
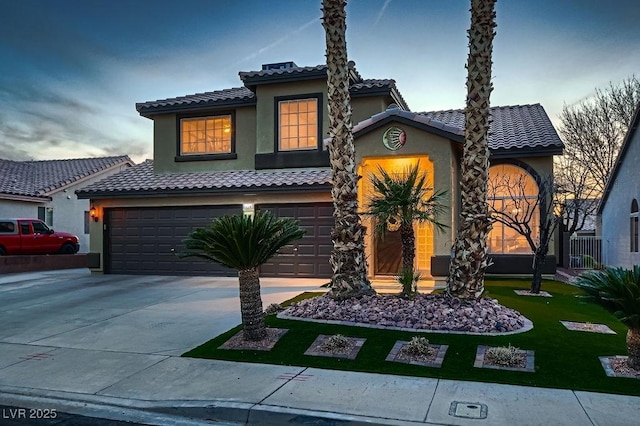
[181,211,304,341]
[364,163,447,297]
[575,266,640,370]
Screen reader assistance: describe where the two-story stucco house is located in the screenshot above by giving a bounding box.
[598,102,640,268]
[77,61,563,281]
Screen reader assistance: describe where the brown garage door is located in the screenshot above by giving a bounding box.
[258,203,333,278]
[106,205,241,276]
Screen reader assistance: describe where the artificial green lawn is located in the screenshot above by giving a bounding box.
[183,279,639,396]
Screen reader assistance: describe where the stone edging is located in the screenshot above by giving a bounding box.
[277,313,534,336]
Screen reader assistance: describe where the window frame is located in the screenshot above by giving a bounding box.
[175,111,237,162]
[487,162,541,255]
[274,93,323,153]
[631,199,639,253]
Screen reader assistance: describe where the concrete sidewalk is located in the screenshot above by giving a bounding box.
[1,353,638,425]
[0,269,638,425]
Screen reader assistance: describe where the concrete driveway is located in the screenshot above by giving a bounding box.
[0,268,325,357]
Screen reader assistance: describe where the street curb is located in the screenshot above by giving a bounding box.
[0,386,422,426]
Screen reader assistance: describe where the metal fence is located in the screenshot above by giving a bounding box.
[569,236,602,269]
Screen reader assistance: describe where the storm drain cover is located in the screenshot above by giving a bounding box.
[449,401,488,419]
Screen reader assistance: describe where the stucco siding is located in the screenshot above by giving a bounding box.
[0,200,40,219]
[601,129,640,268]
[152,106,256,174]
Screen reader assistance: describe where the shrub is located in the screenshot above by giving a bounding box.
[485,344,524,366]
[401,336,435,357]
[264,303,284,315]
[320,334,352,352]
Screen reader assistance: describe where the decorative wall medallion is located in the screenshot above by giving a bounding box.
[382,127,406,151]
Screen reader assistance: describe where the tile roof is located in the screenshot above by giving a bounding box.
[421,104,564,153]
[76,160,332,198]
[239,64,328,82]
[353,107,464,138]
[0,156,132,199]
[136,87,256,116]
[136,62,410,116]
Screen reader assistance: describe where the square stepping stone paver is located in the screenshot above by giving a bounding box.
[385,341,448,367]
[304,334,366,359]
[514,289,552,297]
[474,345,535,372]
[560,321,616,334]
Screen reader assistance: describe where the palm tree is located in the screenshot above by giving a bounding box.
[575,266,640,370]
[364,163,447,296]
[322,0,374,300]
[181,211,304,341]
[447,0,497,299]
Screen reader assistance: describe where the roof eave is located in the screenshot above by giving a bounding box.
[598,102,640,214]
[353,114,464,143]
[76,183,332,200]
[489,146,564,159]
[0,193,51,203]
[137,98,257,118]
[241,69,328,91]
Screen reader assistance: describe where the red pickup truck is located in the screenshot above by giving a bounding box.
[0,219,80,256]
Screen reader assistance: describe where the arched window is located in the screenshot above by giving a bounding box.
[631,199,638,253]
[488,164,539,254]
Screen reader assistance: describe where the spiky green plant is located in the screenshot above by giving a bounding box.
[575,266,640,369]
[397,269,421,298]
[181,211,304,341]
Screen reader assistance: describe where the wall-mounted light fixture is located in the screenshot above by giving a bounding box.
[90,206,99,222]
[242,203,255,217]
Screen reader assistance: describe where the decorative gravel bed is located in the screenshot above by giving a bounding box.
[281,293,529,334]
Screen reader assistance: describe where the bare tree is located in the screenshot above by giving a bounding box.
[557,76,640,234]
[489,173,559,293]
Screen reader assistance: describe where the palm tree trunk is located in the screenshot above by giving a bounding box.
[322,0,373,300]
[627,328,640,370]
[238,267,266,341]
[400,222,415,273]
[447,0,497,300]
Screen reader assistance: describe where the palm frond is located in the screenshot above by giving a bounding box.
[180,211,305,271]
[575,265,640,329]
[363,162,448,238]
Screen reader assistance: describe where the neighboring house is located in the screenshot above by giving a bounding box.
[77,61,563,280]
[0,156,133,253]
[598,102,640,268]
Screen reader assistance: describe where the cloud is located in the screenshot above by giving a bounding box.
[231,15,321,68]
[373,0,393,26]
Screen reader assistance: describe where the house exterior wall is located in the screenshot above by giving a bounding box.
[50,164,131,252]
[152,105,257,174]
[88,190,332,272]
[0,200,43,219]
[354,124,458,261]
[601,129,640,268]
[254,80,329,154]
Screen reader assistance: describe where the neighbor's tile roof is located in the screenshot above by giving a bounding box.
[76,160,332,198]
[136,87,256,116]
[0,156,132,199]
[421,104,563,152]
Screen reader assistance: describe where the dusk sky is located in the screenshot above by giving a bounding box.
[1,0,638,163]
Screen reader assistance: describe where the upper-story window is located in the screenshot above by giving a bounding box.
[277,96,320,151]
[631,199,638,253]
[180,115,232,155]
